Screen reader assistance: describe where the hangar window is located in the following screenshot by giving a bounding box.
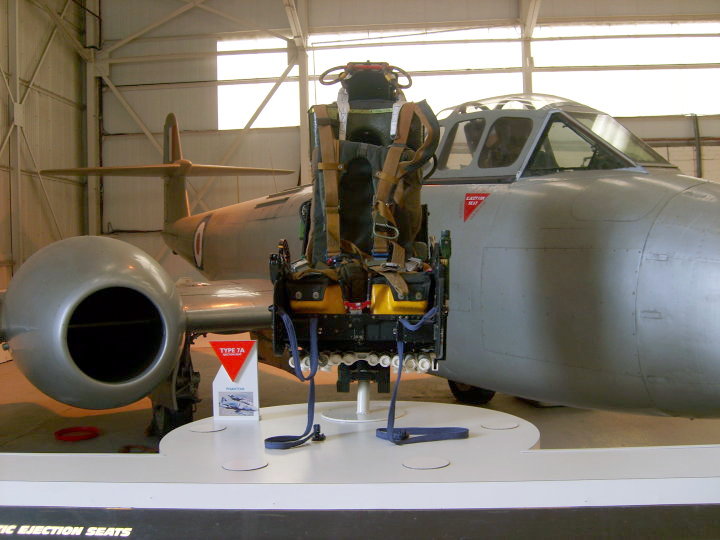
[217,27,522,129]
[216,22,720,135]
[217,38,299,129]
[309,28,521,113]
[532,23,720,116]
[406,73,522,115]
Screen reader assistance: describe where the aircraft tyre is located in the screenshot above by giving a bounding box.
[148,399,195,437]
[448,380,496,405]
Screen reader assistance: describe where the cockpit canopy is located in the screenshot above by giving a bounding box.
[430,93,674,184]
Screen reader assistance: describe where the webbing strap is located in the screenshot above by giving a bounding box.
[390,242,405,266]
[337,87,350,141]
[372,103,417,257]
[373,267,409,297]
[375,103,416,205]
[376,307,469,445]
[264,314,325,450]
[315,105,342,258]
[372,102,424,257]
[380,100,440,206]
[398,101,440,178]
[390,96,406,138]
[290,266,340,282]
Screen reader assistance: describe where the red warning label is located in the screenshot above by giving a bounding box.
[210,340,256,381]
[464,193,490,221]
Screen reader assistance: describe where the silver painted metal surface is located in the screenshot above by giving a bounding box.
[3,236,185,409]
[6,95,720,418]
[179,279,273,333]
[168,96,720,417]
[157,97,712,418]
[428,171,704,415]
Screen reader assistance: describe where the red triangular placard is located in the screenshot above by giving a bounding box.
[464,193,490,222]
[209,340,256,381]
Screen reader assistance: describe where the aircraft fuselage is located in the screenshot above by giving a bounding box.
[18,93,718,418]
[165,164,720,417]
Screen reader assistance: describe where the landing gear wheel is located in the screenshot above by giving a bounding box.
[147,334,200,437]
[148,398,195,437]
[448,380,496,405]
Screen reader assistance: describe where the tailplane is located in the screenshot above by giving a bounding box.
[41,113,293,227]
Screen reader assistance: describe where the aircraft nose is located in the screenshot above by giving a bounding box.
[637,181,720,416]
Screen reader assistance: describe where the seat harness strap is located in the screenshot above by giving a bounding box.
[372,100,439,261]
[315,104,342,259]
[390,92,406,139]
[372,102,416,258]
[337,87,350,141]
[376,307,469,445]
[264,314,326,450]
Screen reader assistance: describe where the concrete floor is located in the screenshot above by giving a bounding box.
[3,343,720,453]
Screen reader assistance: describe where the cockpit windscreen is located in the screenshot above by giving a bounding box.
[524,115,632,177]
[569,113,671,167]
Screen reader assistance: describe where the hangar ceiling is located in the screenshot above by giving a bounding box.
[1,0,719,286]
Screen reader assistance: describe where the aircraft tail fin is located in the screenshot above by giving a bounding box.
[162,114,190,225]
[40,113,294,227]
[163,113,183,164]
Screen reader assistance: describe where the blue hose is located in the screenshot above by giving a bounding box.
[264,313,325,449]
[376,307,469,445]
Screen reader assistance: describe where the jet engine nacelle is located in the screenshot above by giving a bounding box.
[3,236,185,409]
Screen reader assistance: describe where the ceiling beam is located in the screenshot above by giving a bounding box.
[520,0,541,39]
[283,0,307,47]
[519,0,541,93]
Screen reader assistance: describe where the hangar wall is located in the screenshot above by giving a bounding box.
[99,0,299,279]
[0,0,85,288]
[3,0,718,285]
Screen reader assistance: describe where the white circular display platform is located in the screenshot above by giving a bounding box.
[221,458,268,472]
[481,418,520,430]
[189,418,228,433]
[322,403,405,423]
[160,401,539,479]
[402,456,451,470]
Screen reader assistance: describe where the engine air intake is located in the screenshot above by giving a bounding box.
[67,287,165,383]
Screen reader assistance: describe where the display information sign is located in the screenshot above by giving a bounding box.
[209,340,259,421]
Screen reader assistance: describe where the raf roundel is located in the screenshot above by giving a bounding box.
[193,216,211,269]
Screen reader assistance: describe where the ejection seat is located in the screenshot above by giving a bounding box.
[269,62,449,400]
